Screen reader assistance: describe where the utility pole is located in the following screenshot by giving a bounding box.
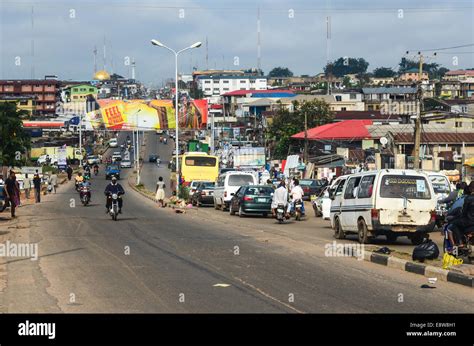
[304,110,308,164]
[412,53,424,170]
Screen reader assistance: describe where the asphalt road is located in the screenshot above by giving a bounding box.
[1,133,473,313]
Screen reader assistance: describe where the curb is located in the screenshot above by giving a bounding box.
[361,251,473,288]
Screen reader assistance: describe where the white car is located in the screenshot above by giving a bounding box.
[120,160,132,168]
[87,155,100,165]
[109,138,118,148]
[112,151,122,162]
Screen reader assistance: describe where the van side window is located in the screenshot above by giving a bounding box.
[358,175,376,198]
[344,177,362,199]
[335,179,346,196]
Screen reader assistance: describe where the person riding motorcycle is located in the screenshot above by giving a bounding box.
[93,163,99,175]
[447,181,474,247]
[104,176,125,214]
[287,178,305,215]
[75,172,84,190]
[79,176,92,201]
[271,181,288,218]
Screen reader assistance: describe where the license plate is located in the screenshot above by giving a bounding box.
[277,208,284,213]
[310,195,317,201]
[257,198,266,202]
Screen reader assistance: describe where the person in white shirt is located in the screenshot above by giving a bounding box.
[271,181,288,217]
[288,178,305,214]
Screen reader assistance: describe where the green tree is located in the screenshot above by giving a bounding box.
[268,67,294,78]
[324,57,369,77]
[267,99,333,159]
[373,67,396,77]
[0,102,31,167]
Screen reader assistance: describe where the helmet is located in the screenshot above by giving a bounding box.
[111,176,117,182]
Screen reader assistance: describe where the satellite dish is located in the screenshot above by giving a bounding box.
[380,137,388,145]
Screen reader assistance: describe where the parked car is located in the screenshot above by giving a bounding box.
[299,179,325,200]
[188,181,202,197]
[105,164,121,180]
[120,160,132,168]
[329,169,437,244]
[190,181,215,207]
[213,171,257,211]
[229,185,274,217]
[148,154,159,163]
[313,186,331,219]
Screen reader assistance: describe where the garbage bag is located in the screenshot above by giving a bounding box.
[412,239,440,262]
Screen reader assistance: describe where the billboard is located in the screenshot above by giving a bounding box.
[85,99,207,131]
[233,147,266,168]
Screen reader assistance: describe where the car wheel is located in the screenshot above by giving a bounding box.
[357,219,370,244]
[238,205,245,217]
[334,217,346,239]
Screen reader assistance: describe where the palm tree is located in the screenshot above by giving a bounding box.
[0,102,31,168]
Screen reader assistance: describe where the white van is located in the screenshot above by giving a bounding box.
[425,172,452,200]
[213,171,257,211]
[330,169,437,244]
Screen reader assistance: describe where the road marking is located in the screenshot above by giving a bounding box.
[213,283,230,287]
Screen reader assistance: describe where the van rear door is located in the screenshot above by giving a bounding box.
[377,175,435,227]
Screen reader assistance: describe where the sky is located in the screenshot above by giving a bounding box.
[0,0,473,86]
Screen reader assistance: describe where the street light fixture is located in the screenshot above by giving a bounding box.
[150,38,202,197]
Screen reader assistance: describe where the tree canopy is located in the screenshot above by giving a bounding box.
[373,67,396,78]
[324,57,369,77]
[267,99,333,159]
[268,67,294,78]
[398,58,449,79]
[0,102,31,167]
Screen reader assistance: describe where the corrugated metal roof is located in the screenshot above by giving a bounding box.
[394,132,474,144]
[362,87,417,94]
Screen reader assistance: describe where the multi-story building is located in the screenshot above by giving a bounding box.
[63,84,98,102]
[197,75,267,97]
[398,68,429,82]
[0,95,37,116]
[0,78,60,116]
[362,87,417,112]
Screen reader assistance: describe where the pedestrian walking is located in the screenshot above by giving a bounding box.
[4,170,20,218]
[155,176,166,207]
[49,172,58,193]
[66,165,73,181]
[33,173,42,203]
[23,174,32,199]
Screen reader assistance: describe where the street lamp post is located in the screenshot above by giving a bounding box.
[151,39,202,197]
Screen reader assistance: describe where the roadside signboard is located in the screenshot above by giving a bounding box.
[58,148,67,169]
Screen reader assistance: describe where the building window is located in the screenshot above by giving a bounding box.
[335,96,342,101]
[455,121,462,128]
[205,88,211,91]
[341,107,347,111]
[240,80,246,83]
[204,81,211,84]
[223,80,229,84]
[20,100,28,105]
[223,88,229,91]
[250,80,256,83]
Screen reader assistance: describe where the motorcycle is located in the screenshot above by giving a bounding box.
[435,200,448,228]
[276,203,286,224]
[94,167,99,176]
[290,199,304,221]
[80,185,91,206]
[108,192,121,221]
[75,181,81,192]
[443,216,474,263]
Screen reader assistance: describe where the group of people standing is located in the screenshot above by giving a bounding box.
[1,170,58,218]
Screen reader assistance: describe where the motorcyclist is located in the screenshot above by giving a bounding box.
[75,172,84,190]
[83,164,91,178]
[271,181,288,218]
[448,181,474,247]
[104,176,125,214]
[93,163,99,174]
[287,178,305,215]
[80,176,92,201]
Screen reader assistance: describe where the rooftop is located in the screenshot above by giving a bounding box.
[362,87,417,94]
